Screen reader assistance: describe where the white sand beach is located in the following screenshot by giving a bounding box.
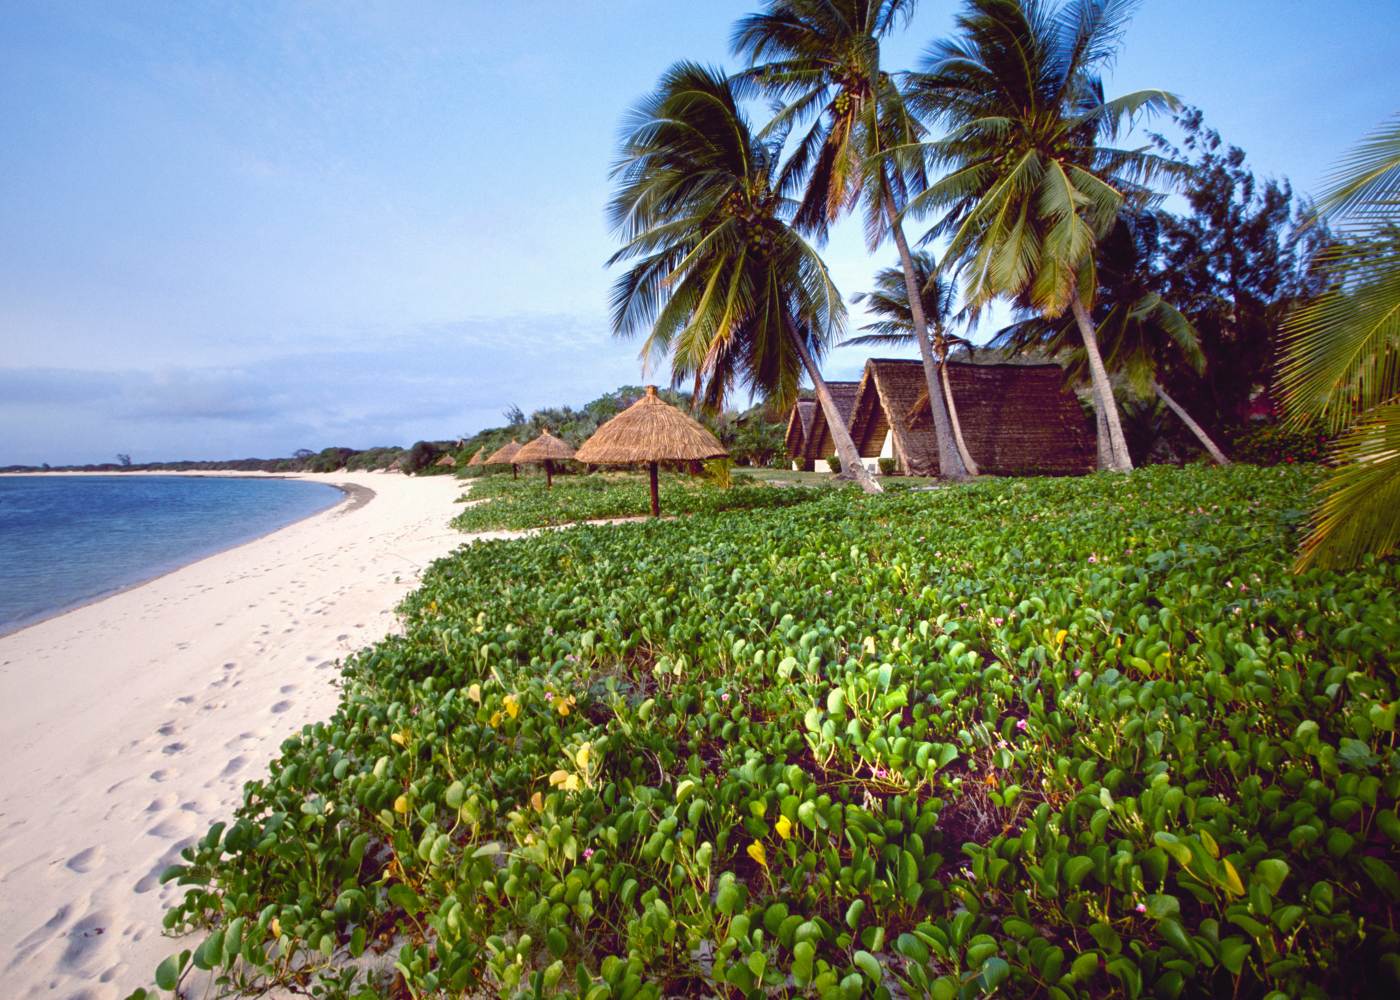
[0,472,472,997]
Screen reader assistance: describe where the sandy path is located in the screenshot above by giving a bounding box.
[0,472,476,997]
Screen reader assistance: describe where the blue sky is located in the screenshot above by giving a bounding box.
[2,1,1395,465]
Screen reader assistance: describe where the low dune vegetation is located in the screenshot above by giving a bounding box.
[139,465,1399,998]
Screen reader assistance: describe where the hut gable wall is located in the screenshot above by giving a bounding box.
[801,382,861,462]
[847,359,1094,476]
[784,400,817,459]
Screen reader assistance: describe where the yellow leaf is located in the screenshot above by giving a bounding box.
[563,774,581,792]
[270,917,281,938]
[575,743,591,769]
[467,683,482,704]
[390,731,407,746]
[530,791,543,811]
[489,711,502,727]
[1055,629,1069,647]
[775,815,793,841]
[1221,858,1245,897]
[504,695,520,720]
[549,769,571,787]
[393,795,409,814]
[746,841,768,868]
[557,702,570,717]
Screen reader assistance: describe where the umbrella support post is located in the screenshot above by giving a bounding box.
[545,459,554,489]
[512,464,518,480]
[649,461,660,517]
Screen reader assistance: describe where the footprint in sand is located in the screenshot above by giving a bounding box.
[149,769,169,783]
[66,846,102,873]
[221,755,246,778]
[280,684,298,694]
[270,700,291,714]
[156,722,177,737]
[161,742,185,755]
[174,695,195,705]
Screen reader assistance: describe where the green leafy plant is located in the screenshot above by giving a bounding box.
[878,457,896,476]
[141,466,1399,998]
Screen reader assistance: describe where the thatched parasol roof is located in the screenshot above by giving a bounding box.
[515,431,576,463]
[467,448,484,467]
[484,440,522,465]
[576,386,727,464]
[434,453,456,467]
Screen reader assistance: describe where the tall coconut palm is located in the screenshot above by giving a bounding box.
[608,62,882,493]
[732,0,975,479]
[842,251,980,469]
[994,211,1231,465]
[1279,114,1400,570]
[903,0,1181,472]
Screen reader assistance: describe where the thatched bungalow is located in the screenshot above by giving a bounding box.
[784,399,818,471]
[799,382,861,470]
[848,358,1094,476]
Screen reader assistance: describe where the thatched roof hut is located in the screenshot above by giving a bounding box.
[484,439,522,479]
[467,448,484,467]
[434,453,456,468]
[847,358,1094,476]
[484,440,521,465]
[575,385,727,516]
[784,400,817,470]
[800,382,861,467]
[515,431,576,488]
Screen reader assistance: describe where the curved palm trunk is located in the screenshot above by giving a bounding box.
[786,321,882,494]
[881,191,973,479]
[1154,381,1231,466]
[1069,289,1133,472]
[938,329,980,476]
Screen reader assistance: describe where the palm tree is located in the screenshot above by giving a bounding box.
[1279,114,1400,569]
[732,0,974,479]
[994,211,1231,465]
[842,251,981,470]
[903,0,1180,472]
[607,62,882,493]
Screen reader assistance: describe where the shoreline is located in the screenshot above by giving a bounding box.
[0,472,469,996]
[0,475,365,640]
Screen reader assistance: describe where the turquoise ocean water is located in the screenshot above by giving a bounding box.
[0,476,343,635]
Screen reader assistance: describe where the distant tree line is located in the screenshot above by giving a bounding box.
[2,386,792,477]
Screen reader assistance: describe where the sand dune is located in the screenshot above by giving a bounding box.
[0,472,474,997]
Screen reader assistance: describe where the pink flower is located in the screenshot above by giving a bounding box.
[1015,719,1027,732]
[992,617,1004,627]
[1135,903,1147,914]
[1087,554,1098,564]
[583,848,594,861]
[1073,668,1082,677]
[721,692,730,702]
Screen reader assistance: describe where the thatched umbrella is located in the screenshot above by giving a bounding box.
[484,439,522,479]
[467,448,485,468]
[575,386,727,516]
[514,430,576,488]
[434,453,456,468]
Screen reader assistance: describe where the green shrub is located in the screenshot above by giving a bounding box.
[878,457,897,476]
[146,466,1400,999]
[1233,422,1332,465]
[826,454,840,473]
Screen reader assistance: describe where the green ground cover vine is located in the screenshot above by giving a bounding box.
[451,474,819,532]
[138,465,1399,998]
